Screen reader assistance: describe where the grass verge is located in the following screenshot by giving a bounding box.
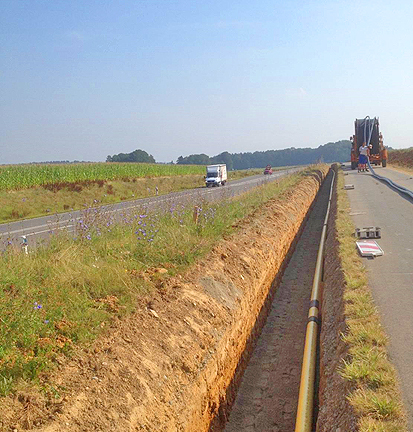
[0,165,319,397]
[387,164,413,176]
[336,169,407,431]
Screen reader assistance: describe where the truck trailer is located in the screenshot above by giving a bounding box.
[350,117,387,169]
[205,164,227,187]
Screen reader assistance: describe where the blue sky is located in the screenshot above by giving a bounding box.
[1,0,413,164]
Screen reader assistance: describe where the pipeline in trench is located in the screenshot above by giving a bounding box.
[213,171,333,432]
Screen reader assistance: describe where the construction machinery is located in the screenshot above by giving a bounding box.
[350,117,387,169]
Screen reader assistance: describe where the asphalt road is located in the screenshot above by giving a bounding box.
[0,168,300,249]
[344,164,413,429]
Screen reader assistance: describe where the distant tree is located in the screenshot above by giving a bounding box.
[210,151,234,170]
[176,154,210,165]
[107,149,155,163]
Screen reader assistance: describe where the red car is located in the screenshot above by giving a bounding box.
[264,165,273,175]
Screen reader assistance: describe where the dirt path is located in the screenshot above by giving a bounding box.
[224,175,330,432]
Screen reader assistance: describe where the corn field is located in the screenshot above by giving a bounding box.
[0,163,205,191]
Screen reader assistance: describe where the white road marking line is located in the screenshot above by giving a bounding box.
[19,224,76,237]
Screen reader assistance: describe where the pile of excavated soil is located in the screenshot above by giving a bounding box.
[0,167,329,432]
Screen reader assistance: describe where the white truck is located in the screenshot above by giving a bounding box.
[205,164,227,187]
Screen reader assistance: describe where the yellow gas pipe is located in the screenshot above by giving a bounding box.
[295,169,336,432]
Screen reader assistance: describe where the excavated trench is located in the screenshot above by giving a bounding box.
[219,167,356,432]
[2,166,357,432]
[222,169,332,432]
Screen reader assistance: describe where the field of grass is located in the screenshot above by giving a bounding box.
[0,174,205,224]
[0,166,319,397]
[336,169,407,431]
[0,162,206,192]
[0,166,264,224]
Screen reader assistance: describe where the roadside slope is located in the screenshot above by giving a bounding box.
[1,168,328,431]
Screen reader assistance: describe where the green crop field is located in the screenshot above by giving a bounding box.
[0,163,205,191]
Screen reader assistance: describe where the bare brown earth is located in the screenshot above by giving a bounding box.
[1,167,331,432]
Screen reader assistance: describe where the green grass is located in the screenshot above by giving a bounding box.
[0,165,321,396]
[352,389,404,420]
[336,168,407,431]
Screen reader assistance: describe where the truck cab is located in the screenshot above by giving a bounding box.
[205,164,227,187]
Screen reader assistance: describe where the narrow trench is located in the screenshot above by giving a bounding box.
[221,174,331,432]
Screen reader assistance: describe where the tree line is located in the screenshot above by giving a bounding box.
[106,140,352,169]
[176,140,351,169]
[106,149,155,163]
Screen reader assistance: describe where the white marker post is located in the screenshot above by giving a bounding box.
[21,235,28,254]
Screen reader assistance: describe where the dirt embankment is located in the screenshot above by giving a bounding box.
[1,167,329,432]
